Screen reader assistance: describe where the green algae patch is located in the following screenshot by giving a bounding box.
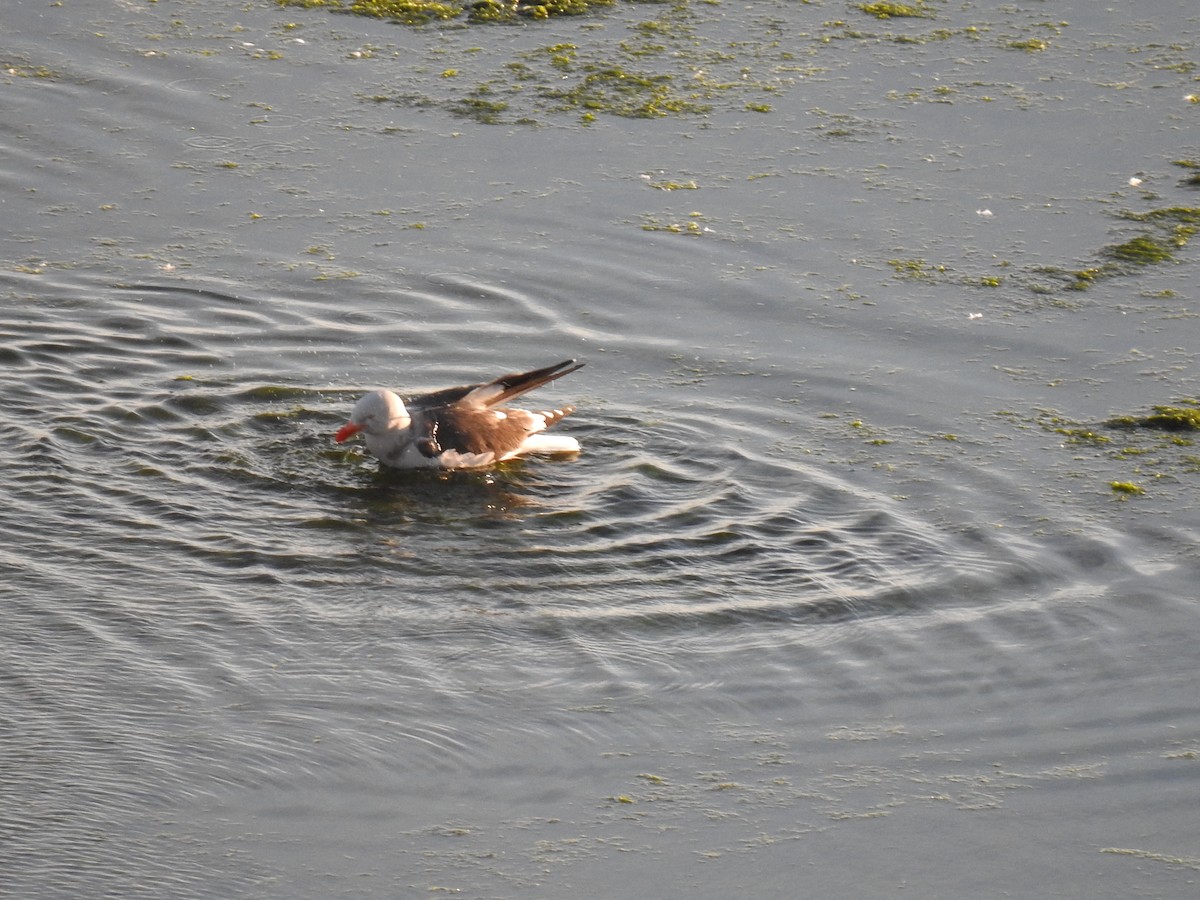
[856,2,933,19]
[1006,37,1048,52]
[648,179,699,191]
[4,63,64,79]
[1114,208,1200,258]
[888,257,948,279]
[294,0,460,25]
[1174,160,1200,188]
[1054,426,1110,446]
[277,0,615,25]
[275,4,1188,130]
[1109,481,1145,497]
[1031,407,1199,495]
[282,0,803,123]
[1105,234,1175,266]
[641,214,706,235]
[448,90,509,124]
[1107,403,1200,432]
[1033,205,1200,294]
[540,65,711,118]
[1123,206,1200,227]
[1102,208,1199,267]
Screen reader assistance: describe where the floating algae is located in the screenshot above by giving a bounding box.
[1107,404,1200,432]
[1105,234,1175,265]
[1109,481,1146,497]
[856,2,933,20]
[1038,205,1200,292]
[277,0,615,26]
[1031,405,1199,496]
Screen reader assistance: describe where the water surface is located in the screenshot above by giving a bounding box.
[3,1,1199,896]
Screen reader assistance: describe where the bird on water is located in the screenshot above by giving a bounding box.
[334,359,584,469]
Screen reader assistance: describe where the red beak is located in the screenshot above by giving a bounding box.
[334,422,362,443]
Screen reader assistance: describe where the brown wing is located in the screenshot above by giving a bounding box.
[431,405,574,457]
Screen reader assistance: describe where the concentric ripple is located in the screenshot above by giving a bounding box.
[2,273,1059,645]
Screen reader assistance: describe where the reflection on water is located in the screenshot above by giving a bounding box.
[2,0,1199,897]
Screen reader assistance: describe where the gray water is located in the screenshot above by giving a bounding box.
[3,1,1199,897]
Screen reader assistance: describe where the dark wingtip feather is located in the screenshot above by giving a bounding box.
[481,359,585,407]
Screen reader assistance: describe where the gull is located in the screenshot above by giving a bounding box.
[334,359,584,469]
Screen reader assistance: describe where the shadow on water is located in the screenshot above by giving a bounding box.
[339,458,567,527]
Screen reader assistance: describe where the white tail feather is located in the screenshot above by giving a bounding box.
[518,434,581,456]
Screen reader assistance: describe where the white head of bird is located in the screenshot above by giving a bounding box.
[335,390,410,443]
